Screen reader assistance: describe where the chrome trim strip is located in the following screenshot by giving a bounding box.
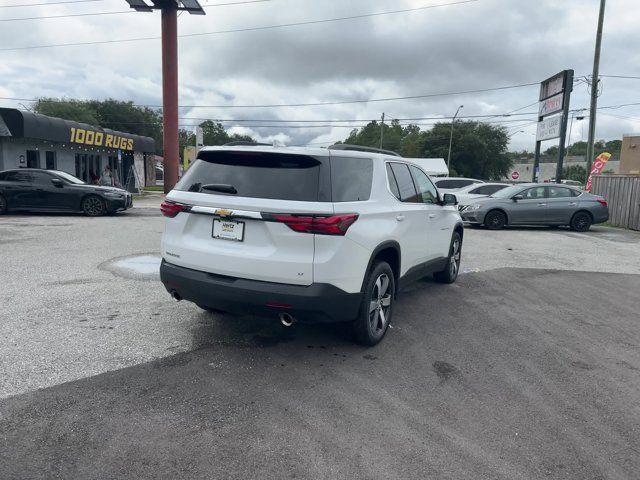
[189,205,263,219]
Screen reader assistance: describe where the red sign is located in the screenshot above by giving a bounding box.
[511,171,520,180]
[585,152,612,192]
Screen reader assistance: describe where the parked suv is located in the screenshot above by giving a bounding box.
[160,145,464,345]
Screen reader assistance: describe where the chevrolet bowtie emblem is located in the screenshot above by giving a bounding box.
[215,209,233,217]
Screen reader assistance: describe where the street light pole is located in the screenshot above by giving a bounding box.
[125,1,205,193]
[585,0,606,177]
[447,105,463,172]
[161,6,178,194]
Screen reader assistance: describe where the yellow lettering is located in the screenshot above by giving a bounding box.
[127,139,134,150]
[94,132,104,146]
[85,131,95,145]
[70,127,76,142]
[105,135,114,148]
[75,129,86,144]
[113,137,121,149]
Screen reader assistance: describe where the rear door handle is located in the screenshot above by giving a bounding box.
[568,202,577,206]
[396,214,405,222]
[428,214,437,219]
[537,203,546,206]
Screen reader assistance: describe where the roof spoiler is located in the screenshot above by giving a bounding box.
[328,144,401,157]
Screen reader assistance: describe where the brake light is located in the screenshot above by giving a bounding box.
[271,214,358,235]
[597,198,608,207]
[160,201,188,218]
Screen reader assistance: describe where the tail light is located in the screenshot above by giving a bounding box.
[597,198,608,207]
[269,214,358,235]
[160,201,188,218]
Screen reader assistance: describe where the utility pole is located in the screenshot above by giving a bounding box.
[585,0,606,178]
[125,1,205,193]
[379,113,385,149]
[447,105,463,172]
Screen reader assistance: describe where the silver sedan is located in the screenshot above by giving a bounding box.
[458,183,609,232]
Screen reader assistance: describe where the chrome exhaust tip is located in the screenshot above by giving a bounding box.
[279,312,295,327]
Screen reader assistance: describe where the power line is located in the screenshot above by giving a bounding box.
[0,0,271,21]
[131,83,540,108]
[600,74,640,80]
[0,0,480,51]
[0,10,131,21]
[0,0,106,8]
[0,82,538,108]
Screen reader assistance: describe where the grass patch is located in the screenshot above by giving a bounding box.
[143,185,164,192]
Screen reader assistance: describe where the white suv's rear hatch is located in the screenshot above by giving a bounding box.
[162,150,333,286]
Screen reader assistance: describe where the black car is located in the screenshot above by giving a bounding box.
[0,169,132,216]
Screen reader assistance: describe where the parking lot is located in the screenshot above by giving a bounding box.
[1,198,640,479]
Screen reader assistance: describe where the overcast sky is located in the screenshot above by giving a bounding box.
[1,0,638,151]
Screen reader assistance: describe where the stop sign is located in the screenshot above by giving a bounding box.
[511,171,520,180]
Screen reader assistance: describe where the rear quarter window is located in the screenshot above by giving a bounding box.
[330,156,373,202]
[176,151,328,202]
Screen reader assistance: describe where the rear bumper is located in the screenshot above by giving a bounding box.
[160,260,362,323]
[593,210,609,224]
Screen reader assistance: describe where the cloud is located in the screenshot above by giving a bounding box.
[1,0,638,151]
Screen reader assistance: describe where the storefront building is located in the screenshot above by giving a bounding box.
[0,108,156,192]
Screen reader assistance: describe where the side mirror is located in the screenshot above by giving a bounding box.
[51,178,64,188]
[442,193,458,206]
[512,194,523,202]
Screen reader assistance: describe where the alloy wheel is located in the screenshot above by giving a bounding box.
[83,196,104,216]
[450,238,461,278]
[368,273,392,335]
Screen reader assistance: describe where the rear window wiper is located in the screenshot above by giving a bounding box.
[200,183,238,194]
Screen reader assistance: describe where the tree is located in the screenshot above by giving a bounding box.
[603,140,621,158]
[178,129,196,159]
[31,98,254,157]
[341,119,424,157]
[33,98,163,153]
[90,99,162,150]
[33,98,99,125]
[563,164,587,183]
[567,141,588,156]
[198,120,254,146]
[421,121,512,179]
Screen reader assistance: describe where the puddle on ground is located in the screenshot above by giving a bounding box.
[99,254,161,280]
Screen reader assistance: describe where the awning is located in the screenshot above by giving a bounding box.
[0,108,155,153]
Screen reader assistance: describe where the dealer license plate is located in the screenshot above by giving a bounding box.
[212,219,245,242]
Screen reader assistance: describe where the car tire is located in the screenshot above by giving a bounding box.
[82,195,106,217]
[353,260,395,346]
[570,211,592,232]
[485,210,506,230]
[0,194,7,215]
[434,232,462,284]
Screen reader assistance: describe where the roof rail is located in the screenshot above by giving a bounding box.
[328,144,401,157]
[222,141,272,146]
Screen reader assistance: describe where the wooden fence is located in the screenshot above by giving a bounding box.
[592,175,640,231]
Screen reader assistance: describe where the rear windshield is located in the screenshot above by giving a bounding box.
[176,151,323,202]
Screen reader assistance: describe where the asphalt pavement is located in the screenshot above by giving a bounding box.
[1,197,640,479]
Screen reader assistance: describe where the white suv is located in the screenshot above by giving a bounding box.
[160,145,464,345]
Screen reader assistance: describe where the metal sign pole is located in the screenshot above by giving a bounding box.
[554,70,574,183]
[532,140,541,182]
